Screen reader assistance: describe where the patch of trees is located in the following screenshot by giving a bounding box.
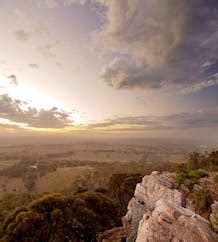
[0,156,59,191]
[187,150,218,171]
[65,161,145,195]
[0,193,34,229]
[0,155,38,178]
[0,192,121,242]
[108,173,143,216]
[37,161,57,176]
[53,159,104,168]
[68,172,143,217]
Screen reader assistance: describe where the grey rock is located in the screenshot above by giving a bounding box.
[210,201,218,233]
[136,200,217,242]
[123,171,217,242]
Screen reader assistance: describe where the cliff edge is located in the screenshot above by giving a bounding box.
[123,171,217,242]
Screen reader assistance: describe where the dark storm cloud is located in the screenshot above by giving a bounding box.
[96,0,218,92]
[0,94,73,129]
[90,108,218,131]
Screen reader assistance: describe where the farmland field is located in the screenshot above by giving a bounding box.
[0,140,193,198]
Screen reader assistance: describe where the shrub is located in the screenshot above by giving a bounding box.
[176,169,209,189]
[187,151,218,171]
[214,175,218,183]
[194,189,213,213]
[175,170,189,184]
[189,169,209,179]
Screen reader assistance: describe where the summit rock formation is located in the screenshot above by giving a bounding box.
[123,171,217,242]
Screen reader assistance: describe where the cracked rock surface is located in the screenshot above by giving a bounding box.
[123,171,217,242]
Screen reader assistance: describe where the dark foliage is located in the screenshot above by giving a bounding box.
[0,192,120,242]
[108,173,143,216]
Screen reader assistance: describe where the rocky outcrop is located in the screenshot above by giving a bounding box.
[136,200,217,242]
[123,171,185,229]
[123,171,217,242]
[210,201,218,233]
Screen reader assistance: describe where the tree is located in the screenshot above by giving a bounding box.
[108,173,142,216]
[0,192,120,242]
[22,170,38,191]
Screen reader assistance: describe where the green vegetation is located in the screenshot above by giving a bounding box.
[194,189,213,213]
[176,169,208,188]
[0,155,38,178]
[66,161,144,194]
[174,150,218,219]
[22,170,38,191]
[175,150,218,189]
[0,193,34,229]
[0,192,120,242]
[0,148,217,241]
[214,175,218,183]
[187,151,218,171]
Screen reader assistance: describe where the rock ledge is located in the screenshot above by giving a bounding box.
[123,171,217,242]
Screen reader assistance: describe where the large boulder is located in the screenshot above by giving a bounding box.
[136,200,217,242]
[123,171,185,228]
[123,171,217,242]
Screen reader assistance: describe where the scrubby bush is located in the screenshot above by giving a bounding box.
[176,169,208,189]
[176,170,190,184]
[214,175,218,183]
[187,151,218,171]
[189,169,209,179]
[194,189,213,213]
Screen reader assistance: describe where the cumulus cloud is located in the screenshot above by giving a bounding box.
[101,58,167,90]
[90,108,218,131]
[182,74,218,94]
[95,0,218,92]
[0,94,73,129]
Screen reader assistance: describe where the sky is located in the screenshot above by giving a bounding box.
[0,0,218,142]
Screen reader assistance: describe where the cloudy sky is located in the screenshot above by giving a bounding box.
[0,0,218,141]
